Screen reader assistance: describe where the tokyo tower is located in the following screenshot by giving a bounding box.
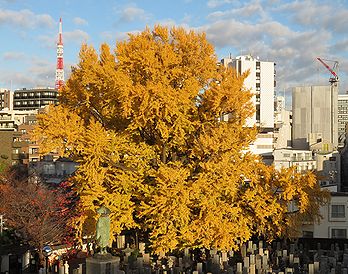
[55,18,64,90]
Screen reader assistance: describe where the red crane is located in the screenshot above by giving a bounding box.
[317,57,339,85]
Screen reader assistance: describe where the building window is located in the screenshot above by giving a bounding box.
[256,94,260,102]
[256,104,260,121]
[331,205,345,218]
[305,153,312,160]
[31,148,39,154]
[332,228,347,239]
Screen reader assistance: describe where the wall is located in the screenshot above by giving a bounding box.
[292,85,338,149]
[313,194,348,239]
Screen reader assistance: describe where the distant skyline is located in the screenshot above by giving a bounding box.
[1,0,348,100]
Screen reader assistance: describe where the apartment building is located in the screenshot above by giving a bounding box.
[13,88,58,110]
[338,94,348,147]
[302,193,348,239]
[222,55,275,129]
[0,131,23,166]
[0,88,12,110]
[221,55,276,161]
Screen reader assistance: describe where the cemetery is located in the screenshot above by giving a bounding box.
[3,237,348,274]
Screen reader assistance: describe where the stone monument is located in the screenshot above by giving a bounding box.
[86,206,120,274]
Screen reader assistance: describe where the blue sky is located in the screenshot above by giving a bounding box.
[1,0,348,101]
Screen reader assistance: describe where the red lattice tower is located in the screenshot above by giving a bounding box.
[55,18,64,90]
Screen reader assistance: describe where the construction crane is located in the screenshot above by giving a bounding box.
[317,57,339,150]
[317,57,339,86]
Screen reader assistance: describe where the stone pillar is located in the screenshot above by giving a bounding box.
[64,261,69,274]
[236,262,242,274]
[86,254,120,274]
[309,263,314,274]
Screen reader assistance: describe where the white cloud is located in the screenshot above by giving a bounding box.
[38,29,89,50]
[3,51,25,60]
[274,1,348,33]
[115,30,141,42]
[0,71,36,88]
[181,14,192,25]
[0,9,55,28]
[100,31,114,42]
[200,16,334,90]
[207,0,234,8]
[73,17,88,26]
[195,0,348,93]
[0,0,18,3]
[117,5,151,23]
[38,35,56,49]
[0,56,60,89]
[64,29,89,44]
[331,40,348,54]
[207,1,267,21]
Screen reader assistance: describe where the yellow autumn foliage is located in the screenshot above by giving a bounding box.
[33,25,329,253]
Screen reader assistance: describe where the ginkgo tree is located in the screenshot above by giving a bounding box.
[33,25,329,254]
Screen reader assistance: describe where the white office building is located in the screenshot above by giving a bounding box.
[222,55,275,129]
[222,55,276,161]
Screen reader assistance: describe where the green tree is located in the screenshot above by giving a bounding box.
[33,25,329,253]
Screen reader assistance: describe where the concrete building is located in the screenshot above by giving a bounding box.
[222,55,275,129]
[0,131,24,166]
[338,94,348,147]
[292,85,338,150]
[17,115,40,165]
[273,148,316,172]
[249,132,274,165]
[0,109,37,131]
[340,141,348,192]
[29,155,77,185]
[0,88,12,110]
[302,193,348,239]
[274,148,340,191]
[316,151,340,191]
[274,96,292,149]
[222,55,276,162]
[13,87,58,111]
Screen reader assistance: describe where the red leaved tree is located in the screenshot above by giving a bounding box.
[0,172,76,264]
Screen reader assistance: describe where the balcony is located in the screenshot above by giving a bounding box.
[12,153,20,160]
[12,153,29,160]
[0,116,12,121]
[12,141,23,148]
